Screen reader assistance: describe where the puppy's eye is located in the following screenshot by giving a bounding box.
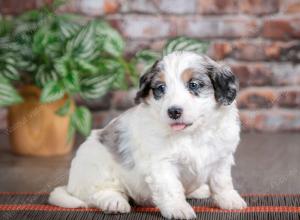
[153,84,166,98]
[188,80,203,91]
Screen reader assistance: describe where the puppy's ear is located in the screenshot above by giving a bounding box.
[208,64,238,106]
[135,60,160,104]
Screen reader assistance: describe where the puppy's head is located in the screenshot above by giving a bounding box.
[135,51,238,132]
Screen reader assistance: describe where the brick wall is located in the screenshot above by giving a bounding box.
[1,0,300,132]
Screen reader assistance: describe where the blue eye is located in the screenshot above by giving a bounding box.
[188,80,201,91]
[153,84,166,98]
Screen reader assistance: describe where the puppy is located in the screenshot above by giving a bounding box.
[49,51,247,219]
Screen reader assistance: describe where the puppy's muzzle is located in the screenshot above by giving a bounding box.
[168,106,183,120]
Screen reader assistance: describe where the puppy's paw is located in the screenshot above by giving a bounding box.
[160,201,196,219]
[213,190,247,210]
[187,184,211,199]
[102,197,131,214]
[92,191,131,214]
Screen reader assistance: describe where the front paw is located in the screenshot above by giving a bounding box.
[160,201,196,219]
[213,190,247,210]
[187,184,211,199]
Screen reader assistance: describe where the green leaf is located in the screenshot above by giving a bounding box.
[135,50,161,74]
[0,8,135,104]
[75,59,98,74]
[18,10,44,22]
[163,37,209,56]
[54,62,68,77]
[55,57,70,77]
[94,21,125,57]
[40,81,65,103]
[55,98,71,116]
[32,26,61,58]
[1,65,20,81]
[51,0,67,10]
[63,71,80,92]
[0,17,13,37]
[58,17,81,39]
[35,66,59,87]
[71,106,92,137]
[32,28,47,54]
[80,74,114,100]
[0,78,23,107]
[127,60,139,87]
[66,21,98,61]
[112,69,127,90]
[135,50,161,62]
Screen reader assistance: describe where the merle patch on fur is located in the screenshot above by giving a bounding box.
[207,65,238,105]
[152,82,166,100]
[182,68,213,97]
[135,60,162,104]
[99,119,134,168]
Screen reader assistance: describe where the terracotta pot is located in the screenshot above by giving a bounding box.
[8,86,74,156]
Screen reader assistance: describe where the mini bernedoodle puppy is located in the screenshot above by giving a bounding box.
[49,51,247,219]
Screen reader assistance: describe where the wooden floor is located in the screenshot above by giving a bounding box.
[0,132,299,194]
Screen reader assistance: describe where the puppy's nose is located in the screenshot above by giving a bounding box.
[168,106,183,120]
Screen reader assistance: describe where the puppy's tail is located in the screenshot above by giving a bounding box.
[49,186,87,208]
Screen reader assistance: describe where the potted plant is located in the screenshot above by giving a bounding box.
[0,3,209,157]
[0,4,138,156]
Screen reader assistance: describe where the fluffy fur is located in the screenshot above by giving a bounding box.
[49,51,246,219]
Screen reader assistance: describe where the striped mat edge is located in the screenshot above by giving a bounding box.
[1,192,300,212]
[1,204,300,213]
[1,193,300,220]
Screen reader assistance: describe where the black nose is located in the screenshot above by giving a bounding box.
[168,106,183,120]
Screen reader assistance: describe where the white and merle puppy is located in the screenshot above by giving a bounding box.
[49,51,246,219]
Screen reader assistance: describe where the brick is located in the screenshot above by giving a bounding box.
[79,0,119,16]
[103,0,120,13]
[167,16,187,36]
[209,41,233,60]
[125,39,151,55]
[57,0,81,13]
[158,0,196,14]
[149,39,167,52]
[114,15,172,39]
[232,41,266,61]
[36,0,53,7]
[239,0,279,15]
[263,16,300,39]
[111,89,136,110]
[278,41,300,62]
[126,38,166,54]
[211,40,300,61]
[277,87,300,108]
[264,42,282,59]
[0,0,41,14]
[271,63,300,86]
[198,0,239,14]
[218,41,267,61]
[230,40,300,61]
[263,41,300,60]
[230,63,273,87]
[237,88,278,109]
[184,17,259,38]
[280,0,300,13]
[240,109,300,132]
[120,0,157,13]
[264,41,300,61]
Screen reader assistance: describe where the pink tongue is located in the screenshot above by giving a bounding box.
[171,123,186,131]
